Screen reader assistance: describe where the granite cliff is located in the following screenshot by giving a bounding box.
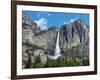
[22,14,57,68]
[59,19,89,64]
[59,19,89,50]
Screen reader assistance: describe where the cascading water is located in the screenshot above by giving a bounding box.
[47,31,61,60]
[54,31,61,57]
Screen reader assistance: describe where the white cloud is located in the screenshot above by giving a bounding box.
[70,18,74,22]
[35,18,48,30]
[63,22,66,25]
[63,17,79,25]
[70,17,79,23]
[47,13,51,16]
[37,14,41,17]
[36,12,51,17]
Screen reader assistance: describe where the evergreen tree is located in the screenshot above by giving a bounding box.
[33,55,45,68]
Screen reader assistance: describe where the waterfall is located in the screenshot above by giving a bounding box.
[47,31,61,60]
[54,31,61,57]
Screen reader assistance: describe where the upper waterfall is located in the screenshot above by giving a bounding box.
[54,31,61,57]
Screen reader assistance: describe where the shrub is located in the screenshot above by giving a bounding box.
[33,55,45,68]
[82,57,89,65]
[25,55,33,68]
[56,57,66,67]
[45,58,54,67]
[66,57,82,66]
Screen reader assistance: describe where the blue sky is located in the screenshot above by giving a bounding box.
[23,11,89,30]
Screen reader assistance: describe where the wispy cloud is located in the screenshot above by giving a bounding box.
[37,14,41,17]
[47,13,51,16]
[70,18,75,23]
[69,17,79,23]
[63,17,79,25]
[35,18,48,30]
[36,12,51,17]
[63,22,66,25]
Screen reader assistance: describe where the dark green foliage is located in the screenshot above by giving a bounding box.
[33,55,45,68]
[34,63,44,68]
[82,57,89,65]
[45,56,88,68]
[24,55,89,68]
[45,56,82,67]
[25,54,33,68]
[24,52,89,68]
[35,55,41,63]
[25,55,45,68]
[56,57,66,67]
[45,58,57,67]
[45,58,54,67]
[66,57,82,66]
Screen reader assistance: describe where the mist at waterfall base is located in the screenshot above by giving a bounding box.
[47,31,61,60]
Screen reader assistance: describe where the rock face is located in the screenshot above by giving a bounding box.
[22,13,41,44]
[32,27,57,55]
[59,19,89,64]
[59,19,89,51]
[22,14,57,68]
[22,13,42,68]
